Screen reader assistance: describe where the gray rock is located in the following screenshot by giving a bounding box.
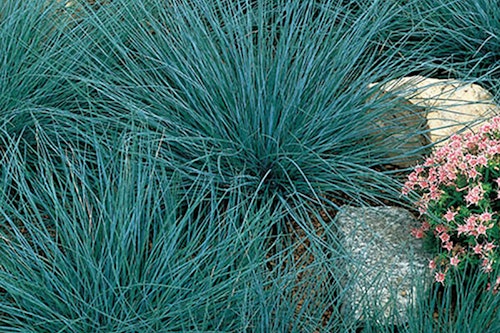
[336,205,430,325]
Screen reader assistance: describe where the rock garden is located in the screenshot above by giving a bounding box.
[1,0,500,332]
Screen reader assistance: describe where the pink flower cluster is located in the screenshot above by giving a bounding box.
[403,117,500,286]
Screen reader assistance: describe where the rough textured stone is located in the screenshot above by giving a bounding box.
[337,205,430,324]
[373,76,500,145]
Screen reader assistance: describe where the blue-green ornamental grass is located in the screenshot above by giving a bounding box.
[394,0,500,96]
[70,0,430,207]
[0,0,500,331]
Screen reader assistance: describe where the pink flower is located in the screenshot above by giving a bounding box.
[465,215,478,233]
[435,225,447,234]
[482,259,493,273]
[408,172,419,183]
[456,224,469,236]
[491,117,500,129]
[466,134,482,150]
[467,168,479,179]
[421,221,430,231]
[492,117,500,127]
[480,123,492,133]
[418,179,430,189]
[479,212,493,222]
[477,155,488,166]
[466,154,478,167]
[427,169,438,183]
[450,255,460,267]
[465,184,485,206]
[473,243,483,255]
[477,138,489,151]
[435,271,446,284]
[443,241,454,252]
[443,209,457,222]
[411,228,424,239]
[487,145,500,155]
[424,157,436,167]
[449,135,462,149]
[484,242,497,252]
[403,118,500,285]
[439,232,450,243]
[430,186,442,201]
[476,223,492,237]
[446,170,457,182]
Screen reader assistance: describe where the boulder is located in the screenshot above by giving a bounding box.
[336,205,430,325]
[372,76,500,145]
[366,94,430,168]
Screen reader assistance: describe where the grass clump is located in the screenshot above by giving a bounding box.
[70,0,429,208]
[0,130,262,331]
[0,129,349,332]
[395,0,500,95]
[0,1,86,117]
